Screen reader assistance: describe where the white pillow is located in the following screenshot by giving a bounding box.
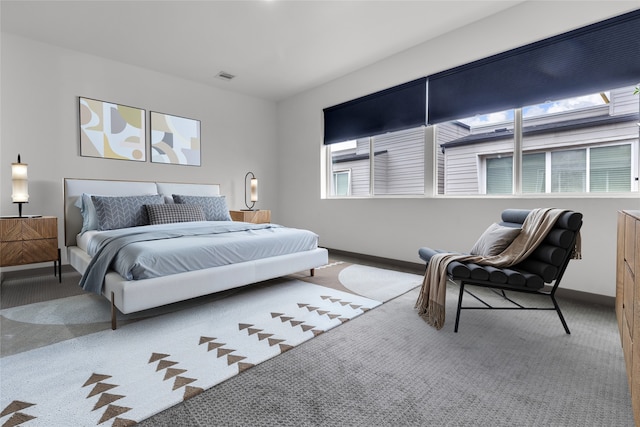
[470,223,521,256]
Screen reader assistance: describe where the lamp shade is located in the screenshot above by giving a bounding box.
[250,177,258,202]
[244,171,258,210]
[11,158,29,203]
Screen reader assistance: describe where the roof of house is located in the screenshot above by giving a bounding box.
[441,112,639,148]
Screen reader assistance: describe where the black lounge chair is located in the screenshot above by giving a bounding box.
[418,209,583,333]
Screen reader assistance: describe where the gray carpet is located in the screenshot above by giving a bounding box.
[1,265,633,426]
[1,266,85,309]
[139,286,633,427]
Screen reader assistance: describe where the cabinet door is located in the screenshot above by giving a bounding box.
[23,217,57,240]
[617,212,626,338]
[0,219,22,241]
[634,220,640,425]
[0,241,23,266]
[23,239,58,263]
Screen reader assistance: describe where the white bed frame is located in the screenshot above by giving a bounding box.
[64,178,329,329]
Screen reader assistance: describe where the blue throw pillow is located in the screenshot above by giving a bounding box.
[92,194,164,230]
[74,193,99,234]
[172,194,232,221]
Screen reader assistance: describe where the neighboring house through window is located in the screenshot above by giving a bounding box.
[438,85,639,195]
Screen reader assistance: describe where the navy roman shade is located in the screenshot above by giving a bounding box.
[427,9,640,124]
[323,77,427,145]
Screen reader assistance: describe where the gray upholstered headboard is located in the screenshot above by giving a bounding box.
[63,178,221,247]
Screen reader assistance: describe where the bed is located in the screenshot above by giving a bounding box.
[64,178,329,329]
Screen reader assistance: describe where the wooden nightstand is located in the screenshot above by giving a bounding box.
[229,210,271,224]
[0,216,61,282]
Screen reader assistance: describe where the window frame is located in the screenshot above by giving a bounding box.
[331,169,352,197]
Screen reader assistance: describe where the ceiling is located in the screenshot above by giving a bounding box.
[1,0,524,101]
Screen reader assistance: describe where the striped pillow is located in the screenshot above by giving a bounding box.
[145,204,206,225]
[172,194,232,221]
[92,194,164,230]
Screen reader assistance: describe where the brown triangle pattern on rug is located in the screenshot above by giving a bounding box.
[112,417,137,427]
[172,376,197,391]
[216,348,236,358]
[238,324,285,352]
[238,362,255,372]
[82,373,112,387]
[157,359,179,371]
[164,367,187,381]
[183,385,204,400]
[0,401,37,427]
[82,373,134,425]
[227,354,247,365]
[267,338,286,347]
[87,382,118,398]
[148,353,170,364]
[321,295,365,311]
[2,411,37,427]
[298,301,347,323]
[269,313,324,339]
[279,343,294,353]
[149,353,199,397]
[93,393,125,410]
[98,405,132,424]
[198,336,249,370]
[0,401,35,417]
[207,342,225,351]
[198,336,216,345]
[240,321,297,355]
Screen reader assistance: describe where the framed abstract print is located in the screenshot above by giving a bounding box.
[79,97,146,161]
[150,111,201,166]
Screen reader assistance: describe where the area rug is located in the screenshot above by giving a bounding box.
[0,263,422,426]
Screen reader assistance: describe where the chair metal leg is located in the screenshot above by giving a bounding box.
[454,283,465,333]
[551,294,571,334]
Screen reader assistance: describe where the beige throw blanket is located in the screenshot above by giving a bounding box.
[415,208,581,330]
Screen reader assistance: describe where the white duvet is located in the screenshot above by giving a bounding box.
[79,221,319,282]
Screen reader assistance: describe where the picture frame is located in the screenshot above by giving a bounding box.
[79,97,146,162]
[150,111,201,166]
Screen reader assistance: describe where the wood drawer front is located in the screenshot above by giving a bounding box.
[0,217,58,266]
[626,215,637,275]
[0,241,23,265]
[635,220,640,426]
[623,311,633,389]
[22,217,57,240]
[230,210,271,224]
[0,219,23,241]
[624,262,635,336]
[23,239,58,263]
[617,213,626,338]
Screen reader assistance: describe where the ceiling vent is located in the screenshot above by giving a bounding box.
[216,71,236,81]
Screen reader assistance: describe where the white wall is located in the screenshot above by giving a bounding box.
[0,34,278,265]
[276,1,640,298]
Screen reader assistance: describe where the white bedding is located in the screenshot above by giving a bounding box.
[75,230,98,252]
[80,221,319,283]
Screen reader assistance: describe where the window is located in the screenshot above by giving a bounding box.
[486,156,512,194]
[437,108,515,195]
[328,127,425,197]
[551,149,586,193]
[332,170,351,196]
[437,84,639,195]
[591,144,632,192]
[323,11,640,198]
